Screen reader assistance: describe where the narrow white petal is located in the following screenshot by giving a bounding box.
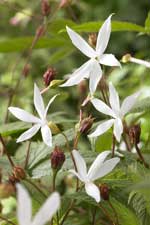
[16,184,32,225]
[41,125,52,147]
[89,157,120,181]
[66,26,96,58]
[85,182,100,202]
[60,59,92,87]
[34,83,45,119]
[121,91,140,116]
[89,60,102,94]
[32,192,60,225]
[8,107,41,123]
[89,119,114,138]
[113,118,123,142]
[72,150,87,181]
[99,54,121,67]
[91,98,116,118]
[69,169,85,182]
[44,94,58,118]
[96,15,112,55]
[88,151,111,180]
[17,124,41,143]
[109,82,120,113]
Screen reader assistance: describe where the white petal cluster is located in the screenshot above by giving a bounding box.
[70,150,120,202]
[8,83,58,147]
[16,184,60,225]
[61,15,121,94]
[89,82,140,142]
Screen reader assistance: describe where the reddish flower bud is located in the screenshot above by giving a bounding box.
[129,124,141,145]
[51,146,65,171]
[41,0,51,17]
[79,115,94,134]
[100,184,109,200]
[88,33,97,47]
[43,67,57,87]
[12,166,26,181]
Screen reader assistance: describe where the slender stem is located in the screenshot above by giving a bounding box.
[51,170,59,225]
[98,204,115,225]
[0,216,16,225]
[135,143,149,168]
[123,134,131,152]
[0,134,15,167]
[25,179,47,198]
[73,132,80,149]
[108,200,119,225]
[112,135,116,158]
[60,200,75,225]
[91,207,97,225]
[24,141,31,169]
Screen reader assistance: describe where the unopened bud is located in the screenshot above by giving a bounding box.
[100,184,109,200]
[41,0,51,17]
[43,68,56,86]
[79,115,94,134]
[22,63,31,77]
[12,166,26,181]
[121,54,131,63]
[51,146,65,171]
[0,183,15,199]
[88,33,97,47]
[129,124,141,145]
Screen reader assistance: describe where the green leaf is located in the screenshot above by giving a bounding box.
[0,121,30,137]
[131,97,150,113]
[145,12,150,31]
[49,47,74,64]
[0,37,70,53]
[60,20,145,33]
[48,19,76,34]
[95,131,112,152]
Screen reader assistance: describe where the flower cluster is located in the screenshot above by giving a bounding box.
[8,15,141,216]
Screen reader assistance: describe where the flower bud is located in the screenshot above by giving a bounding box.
[129,124,141,145]
[0,183,15,199]
[41,0,51,17]
[100,184,109,200]
[121,54,131,63]
[36,25,45,38]
[88,33,97,47]
[79,115,94,134]
[43,68,56,87]
[12,166,26,181]
[51,146,65,171]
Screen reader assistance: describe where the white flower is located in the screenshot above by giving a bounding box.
[70,150,120,202]
[89,82,140,142]
[60,15,121,94]
[8,83,58,147]
[16,184,60,225]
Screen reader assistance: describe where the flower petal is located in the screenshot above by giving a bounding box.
[72,150,87,182]
[41,125,52,147]
[85,182,100,202]
[8,107,41,123]
[89,157,120,181]
[113,118,123,142]
[89,60,102,94]
[121,91,140,116]
[96,15,112,55]
[69,169,85,182]
[109,82,120,114]
[16,184,32,225]
[32,192,60,225]
[60,59,92,87]
[88,151,111,180]
[66,26,96,58]
[44,94,59,118]
[99,54,121,67]
[91,98,116,118]
[34,83,45,119]
[17,124,41,143]
[88,119,114,138]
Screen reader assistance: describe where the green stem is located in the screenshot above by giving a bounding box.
[25,179,47,198]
